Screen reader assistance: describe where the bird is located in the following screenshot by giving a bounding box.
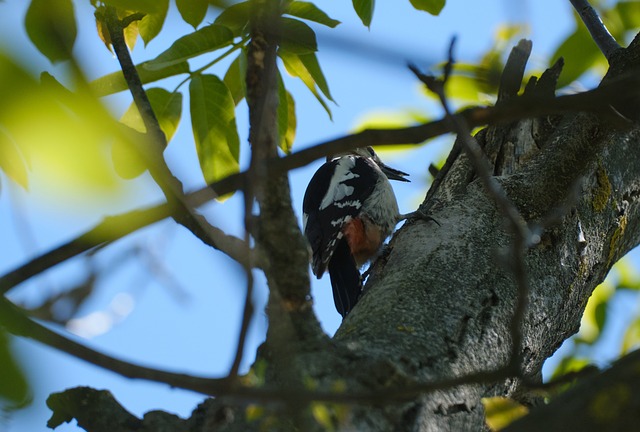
[302,146,410,318]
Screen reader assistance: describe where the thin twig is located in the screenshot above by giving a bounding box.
[103,8,253,266]
[570,0,620,61]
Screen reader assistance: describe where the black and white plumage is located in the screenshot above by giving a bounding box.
[302,147,409,317]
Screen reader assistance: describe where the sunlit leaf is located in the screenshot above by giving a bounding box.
[0,329,30,409]
[214,1,251,37]
[311,403,334,429]
[297,52,334,102]
[114,89,182,179]
[138,0,169,45]
[189,74,240,185]
[551,23,602,87]
[286,2,341,28]
[482,397,528,431]
[408,0,445,15]
[223,50,247,106]
[176,0,209,28]
[25,0,77,63]
[91,61,189,96]
[0,56,125,204]
[279,51,332,119]
[621,318,640,354]
[145,24,234,70]
[0,129,29,189]
[277,74,296,153]
[280,18,318,54]
[352,0,374,27]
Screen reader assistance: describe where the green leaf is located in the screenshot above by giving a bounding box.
[138,0,169,45]
[25,0,77,63]
[214,1,251,37]
[0,129,29,189]
[297,52,334,102]
[98,0,161,13]
[91,61,189,97]
[114,89,182,179]
[176,0,209,28]
[280,18,318,54]
[145,24,234,70]
[277,74,296,153]
[189,74,240,185]
[615,2,640,32]
[352,0,375,27]
[408,0,445,15]
[481,397,528,431]
[621,318,640,354]
[286,2,341,28]
[551,23,602,87]
[223,50,247,106]
[279,51,332,119]
[0,329,30,408]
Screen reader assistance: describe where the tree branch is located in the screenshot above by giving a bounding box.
[2,70,639,298]
[570,0,620,61]
[103,8,252,268]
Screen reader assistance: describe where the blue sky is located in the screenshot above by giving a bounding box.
[0,1,629,431]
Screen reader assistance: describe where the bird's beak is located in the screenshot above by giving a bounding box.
[380,163,410,182]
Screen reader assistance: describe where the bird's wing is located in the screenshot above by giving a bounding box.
[302,156,378,277]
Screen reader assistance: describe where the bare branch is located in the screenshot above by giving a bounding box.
[570,0,620,61]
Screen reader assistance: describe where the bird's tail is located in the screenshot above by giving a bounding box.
[328,238,362,318]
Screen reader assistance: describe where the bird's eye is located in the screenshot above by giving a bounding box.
[367,147,375,157]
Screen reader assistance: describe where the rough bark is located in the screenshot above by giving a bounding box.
[45,28,640,432]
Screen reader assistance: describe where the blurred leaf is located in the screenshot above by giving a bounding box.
[223,50,247,106]
[409,0,445,15]
[138,0,169,45]
[621,318,640,354]
[114,88,182,179]
[176,0,209,28]
[91,61,189,96]
[280,18,318,54]
[214,1,251,37]
[482,397,528,431]
[616,258,640,290]
[286,2,341,28]
[615,2,640,32]
[352,0,374,27]
[189,74,240,185]
[0,56,124,201]
[550,356,591,382]
[551,23,602,87]
[0,329,30,409]
[579,280,614,344]
[279,51,332,119]
[98,0,161,13]
[277,74,296,153]
[0,129,29,189]
[25,0,77,63]
[311,403,334,429]
[145,24,234,70]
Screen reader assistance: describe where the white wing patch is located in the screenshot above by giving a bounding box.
[319,157,359,210]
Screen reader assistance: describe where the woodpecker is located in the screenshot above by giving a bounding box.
[302,147,409,318]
